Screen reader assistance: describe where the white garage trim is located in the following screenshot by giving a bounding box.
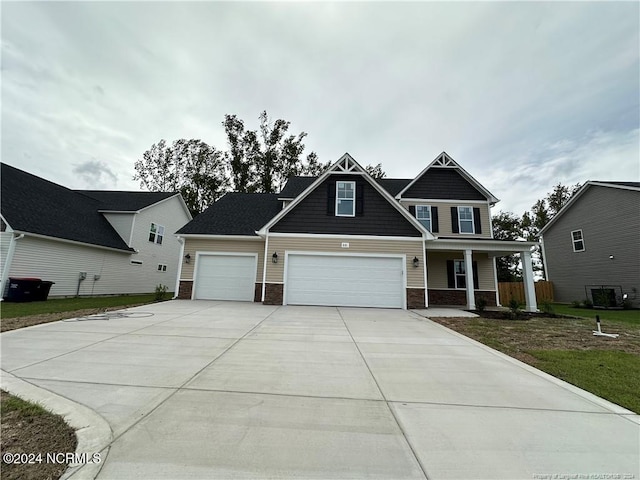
[192,252,258,301]
[283,251,407,309]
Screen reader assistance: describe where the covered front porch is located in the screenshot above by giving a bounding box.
[426,238,539,312]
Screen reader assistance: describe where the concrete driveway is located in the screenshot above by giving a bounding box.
[1,300,638,479]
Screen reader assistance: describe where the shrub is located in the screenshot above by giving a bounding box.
[508,298,521,319]
[476,296,488,312]
[622,298,633,310]
[154,284,169,302]
[539,300,555,315]
[582,298,593,309]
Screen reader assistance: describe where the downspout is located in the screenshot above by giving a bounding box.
[174,237,185,299]
[423,237,429,308]
[0,233,25,301]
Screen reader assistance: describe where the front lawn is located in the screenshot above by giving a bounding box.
[551,303,640,325]
[431,315,640,414]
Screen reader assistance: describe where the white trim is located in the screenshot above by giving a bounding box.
[6,231,133,254]
[540,235,550,282]
[428,238,537,252]
[173,236,185,299]
[423,238,429,308]
[400,198,490,205]
[180,234,264,241]
[457,206,475,234]
[257,153,434,240]
[395,152,499,204]
[539,181,639,236]
[261,233,269,302]
[267,232,425,242]
[335,180,356,217]
[492,256,500,306]
[283,251,407,309]
[570,229,585,252]
[191,251,258,301]
[0,233,24,300]
[128,213,137,247]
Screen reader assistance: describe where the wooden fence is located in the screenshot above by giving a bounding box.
[498,281,554,304]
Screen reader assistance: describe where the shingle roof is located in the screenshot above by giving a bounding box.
[592,181,640,188]
[177,193,281,236]
[278,176,412,199]
[77,190,177,211]
[1,163,134,251]
[376,178,412,196]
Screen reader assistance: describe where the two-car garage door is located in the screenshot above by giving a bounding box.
[285,254,405,309]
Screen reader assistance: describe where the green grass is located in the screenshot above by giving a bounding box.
[530,349,640,413]
[553,303,640,325]
[1,393,49,417]
[1,294,161,319]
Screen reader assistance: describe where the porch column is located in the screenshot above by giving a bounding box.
[521,250,538,312]
[464,249,475,310]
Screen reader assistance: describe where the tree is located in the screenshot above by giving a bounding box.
[133,139,228,216]
[491,211,523,281]
[223,111,325,193]
[365,163,386,179]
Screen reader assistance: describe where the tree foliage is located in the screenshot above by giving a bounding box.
[491,211,523,281]
[135,111,387,215]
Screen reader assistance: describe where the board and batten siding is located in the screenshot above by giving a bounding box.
[542,186,640,306]
[266,236,425,287]
[102,213,135,246]
[403,202,492,238]
[426,251,495,290]
[181,238,265,282]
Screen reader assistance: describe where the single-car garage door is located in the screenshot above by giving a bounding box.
[285,254,405,308]
[194,254,257,301]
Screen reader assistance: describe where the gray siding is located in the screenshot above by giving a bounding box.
[543,186,640,306]
[272,174,421,237]
[403,168,487,200]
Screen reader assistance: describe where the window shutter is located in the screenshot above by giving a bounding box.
[472,261,479,289]
[355,183,364,216]
[409,205,416,216]
[446,260,455,288]
[327,183,336,215]
[431,206,439,233]
[473,208,482,234]
[451,207,459,233]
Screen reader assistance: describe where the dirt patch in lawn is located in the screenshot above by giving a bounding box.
[1,304,149,333]
[430,315,640,364]
[1,390,77,480]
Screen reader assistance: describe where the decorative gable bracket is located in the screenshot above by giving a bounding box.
[431,152,457,168]
[333,153,360,173]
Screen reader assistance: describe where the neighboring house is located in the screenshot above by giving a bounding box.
[0,163,192,298]
[176,153,538,311]
[540,181,640,308]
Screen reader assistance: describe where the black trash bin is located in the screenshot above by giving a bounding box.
[3,277,42,302]
[34,281,55,301]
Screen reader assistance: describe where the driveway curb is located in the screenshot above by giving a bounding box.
[415,315,640,422]
[1,369,112,479]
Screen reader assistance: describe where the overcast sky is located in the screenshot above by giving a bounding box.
[2,1,638,215]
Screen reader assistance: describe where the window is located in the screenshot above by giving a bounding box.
[458,207,474,234]
[336,181,355,216]
[157,264,167,272]
[130,260,143,265]
[149,223,165,244]
[571,229,585,252]
[454,260,466,289]
[416,205,431,230]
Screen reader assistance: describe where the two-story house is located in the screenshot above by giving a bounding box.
[176,153,538,311]
[540,181,640,308]
[0,163,192,298]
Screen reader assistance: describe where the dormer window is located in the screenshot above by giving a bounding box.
[336,181,355,217]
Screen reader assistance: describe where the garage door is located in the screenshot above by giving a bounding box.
[285,254,404,308]
[194,254,256,301]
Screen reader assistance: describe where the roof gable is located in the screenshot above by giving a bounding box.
[397,152,499,204]
[1,163,133,251]
[539,181,640,236]
[260,153,432,239]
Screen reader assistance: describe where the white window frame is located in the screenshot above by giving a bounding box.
[149,223,165,245]
[157,264,167,272]
[458,206,474,234]
[454,259,466,289]
[571,229,585,252]
[416,205,431,230]
[335,181,356,217]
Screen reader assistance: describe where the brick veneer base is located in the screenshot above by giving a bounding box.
[254,284,262,302]
[406,288,426,309]
[428,289,496,307]
[177,281,193,299]
[264,283,283,305]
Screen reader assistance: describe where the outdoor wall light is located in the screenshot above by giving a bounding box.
[272,252,278,264]
[184,253,191,263]
[609,255,615,260]
[413,256,419,268]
